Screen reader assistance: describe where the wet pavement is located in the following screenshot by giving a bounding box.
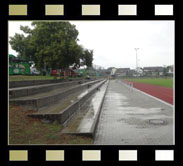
[94,79,174,145]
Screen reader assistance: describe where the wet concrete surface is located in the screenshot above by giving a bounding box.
[61,81,108,134]
[94,79,174,145]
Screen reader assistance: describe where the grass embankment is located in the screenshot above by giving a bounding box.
[9,75,54,81]
[9,75,102,82]
[125,77,173,88]
[9,75,86,82]
[9,105,93,144]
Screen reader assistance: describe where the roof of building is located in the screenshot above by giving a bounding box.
[143,66,164,72]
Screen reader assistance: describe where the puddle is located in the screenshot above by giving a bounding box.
[149,119,167,125]
[122,107,163,114]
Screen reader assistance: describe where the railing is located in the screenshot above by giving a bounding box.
[120,80,134,91]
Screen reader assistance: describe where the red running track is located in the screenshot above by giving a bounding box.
[125,81,173,105]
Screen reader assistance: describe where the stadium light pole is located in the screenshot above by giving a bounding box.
[134,48,139,71]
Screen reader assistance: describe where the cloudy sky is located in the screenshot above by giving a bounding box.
[8,21,174,69]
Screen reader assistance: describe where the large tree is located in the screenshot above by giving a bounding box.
[9,22,93,71]
[81,49,93,67]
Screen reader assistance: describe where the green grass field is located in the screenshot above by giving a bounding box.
[125,77,173,88]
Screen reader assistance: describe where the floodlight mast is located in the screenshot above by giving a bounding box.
[134,48,139,71]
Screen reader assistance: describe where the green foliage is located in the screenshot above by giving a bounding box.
[9,22,93,71]
[81,49,93,67]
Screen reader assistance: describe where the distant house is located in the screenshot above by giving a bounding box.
[128,69,136,76]
[168,65,174,74]
[105,67,114,75]
[116,68,130,77]
[143,66,164,76]
[136,67,144,76]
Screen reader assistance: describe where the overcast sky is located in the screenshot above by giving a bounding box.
[8,21,174,69]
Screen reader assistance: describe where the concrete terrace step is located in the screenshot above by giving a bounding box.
[33,89,91,114]
[10,79,104,110]
[9,78,90,88]
[9,79,94,98]
[28,80,107,125]
[61,80,109,138]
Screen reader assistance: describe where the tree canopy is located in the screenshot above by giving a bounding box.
[9,22,93,71]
